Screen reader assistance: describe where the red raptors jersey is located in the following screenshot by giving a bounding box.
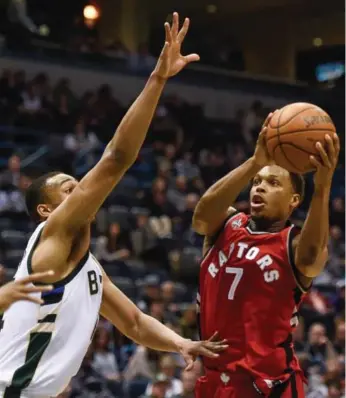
[198,212,307,381]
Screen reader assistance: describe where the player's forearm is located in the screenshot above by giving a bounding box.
[193,157,261,235]
[295,185,330,266]
[104,73,166,167]
[131,312,186,353]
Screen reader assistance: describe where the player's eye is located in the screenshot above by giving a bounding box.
[65,188,73,194]
[253,179,260,185]
[271,180,279,186]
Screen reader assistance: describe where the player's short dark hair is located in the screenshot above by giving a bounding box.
[25,171,62,223]
[289,172,305,204]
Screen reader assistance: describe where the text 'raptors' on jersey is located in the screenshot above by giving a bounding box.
[0,222,103,398]
[197,212,307,381]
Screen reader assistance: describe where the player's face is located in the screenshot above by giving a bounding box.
[38,174,78,219]
[46,174,78,205]
[250,165,300,222]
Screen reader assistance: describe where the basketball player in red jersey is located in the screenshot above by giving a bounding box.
[192,112,340,398]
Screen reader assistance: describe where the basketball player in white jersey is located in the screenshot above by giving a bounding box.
[0,13,228,398]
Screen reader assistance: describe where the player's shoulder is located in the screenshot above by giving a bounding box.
[224,209,248,229]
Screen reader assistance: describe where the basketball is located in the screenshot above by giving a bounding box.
[266,102,336,174]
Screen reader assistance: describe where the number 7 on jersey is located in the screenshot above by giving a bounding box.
[226,267,243,300]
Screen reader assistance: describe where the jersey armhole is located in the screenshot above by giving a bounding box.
[202,210,240,260]
[27,225,90,288]
[287,226,312,293]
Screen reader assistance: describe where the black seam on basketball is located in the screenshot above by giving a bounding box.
[269,106,316,129]
[276,108,304,173]
[266,128,335,141]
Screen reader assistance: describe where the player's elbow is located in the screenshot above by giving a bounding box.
[105,147,136,170]
[192,207,210,236]
[124,307,142,343]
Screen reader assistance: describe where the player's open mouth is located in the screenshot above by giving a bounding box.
[251,195,266,209]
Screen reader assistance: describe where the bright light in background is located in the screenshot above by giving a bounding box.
[313,37,323,47]
[83,5,100,20]
[206,4,217,13]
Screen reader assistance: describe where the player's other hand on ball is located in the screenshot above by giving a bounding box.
[310,133,340,189]
[0,271,54,313]
[253,111,278,167]
[152,12,200,81]
[178,331,228,371]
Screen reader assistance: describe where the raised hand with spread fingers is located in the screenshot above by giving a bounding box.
[153,12,200,81]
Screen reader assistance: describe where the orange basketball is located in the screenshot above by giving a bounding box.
[266,102,336,174]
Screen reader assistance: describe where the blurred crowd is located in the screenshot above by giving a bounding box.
[0,68,344,398]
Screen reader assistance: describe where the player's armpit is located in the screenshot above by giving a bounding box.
[293,235,329,278]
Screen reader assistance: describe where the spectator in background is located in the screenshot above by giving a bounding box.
[130,211,158,259]
[54,93,75,133]
[32,73,51,100]
[92,327,120,382]
[0,154,21,190]
[333,321,345,356]
[64,117,100,158]
[53,78,76,109]
[95,222,132,264]
[305,323,338,378]
[330,198,345,230]
[70,345,112,397]
[161,281,178,313]
[179,305,198,341]
[174,152,200,181]
[178,193,200,237]
[123,345,159,384]
[137,274,161,313]
[171,370,196,398]
[145,354,183,398]
[19,82,42,114]
[167,176,189,213]
[141,373,170,398]
[332,280,345,318]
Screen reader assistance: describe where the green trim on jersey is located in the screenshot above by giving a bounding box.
[4,332,52,397]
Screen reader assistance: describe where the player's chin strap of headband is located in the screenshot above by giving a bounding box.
[252,370,294,397]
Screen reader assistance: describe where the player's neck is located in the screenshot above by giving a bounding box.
[249,218,287,233]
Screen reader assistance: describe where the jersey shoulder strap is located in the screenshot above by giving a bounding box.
[202,210,243,258]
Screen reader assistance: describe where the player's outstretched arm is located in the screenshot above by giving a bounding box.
[293,133,339,278]
[0,271,54,313]
[46,13,199,236]
[192,113,274,237]
[100,271,227,370]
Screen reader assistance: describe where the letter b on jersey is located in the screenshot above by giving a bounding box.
[88,271,99,295]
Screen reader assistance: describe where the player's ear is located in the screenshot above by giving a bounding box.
[290,193,300,210]
[37,204,53,219]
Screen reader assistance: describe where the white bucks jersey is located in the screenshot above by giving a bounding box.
[0,222,103,398]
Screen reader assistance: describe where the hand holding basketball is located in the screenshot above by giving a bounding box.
[310,133,339,189]
[153,12,200,80]
[265,103,337,174]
